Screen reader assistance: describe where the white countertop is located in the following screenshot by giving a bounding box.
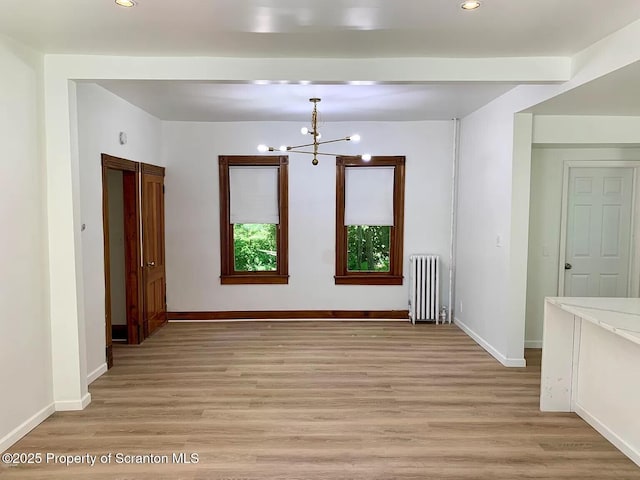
[546,297,640,345]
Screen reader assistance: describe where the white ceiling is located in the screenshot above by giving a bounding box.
[6,1,640,121]
[2,0,640,58]
[529,61,640,116]
[95,81,517,121]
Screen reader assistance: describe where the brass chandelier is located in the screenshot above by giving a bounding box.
[257,98,371,166]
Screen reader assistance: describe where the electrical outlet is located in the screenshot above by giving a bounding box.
[459,301,463,313]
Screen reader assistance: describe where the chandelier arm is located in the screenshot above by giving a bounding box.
[286,141,317,150]
[314,137,352,146]
[287,150,358,157]
[287,137,352,150]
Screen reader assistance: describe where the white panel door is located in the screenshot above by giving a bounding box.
[564,167,634,297]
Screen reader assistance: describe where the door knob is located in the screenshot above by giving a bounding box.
[564,263,572,270]
[147,261,156,267]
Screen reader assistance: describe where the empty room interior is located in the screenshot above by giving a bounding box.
[2,1,640,478]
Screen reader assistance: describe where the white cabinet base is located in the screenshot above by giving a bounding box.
[541,297,640,467]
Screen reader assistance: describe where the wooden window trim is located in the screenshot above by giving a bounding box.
[219,155,289,285]
[335,156,405,285]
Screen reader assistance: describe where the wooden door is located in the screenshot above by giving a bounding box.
[141,163,167,337]
[564,167,634,297]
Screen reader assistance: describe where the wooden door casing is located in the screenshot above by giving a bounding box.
[142,163,167,337]
[102,154,143,370]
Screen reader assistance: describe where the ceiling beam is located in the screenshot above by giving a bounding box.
[48,55,570,84]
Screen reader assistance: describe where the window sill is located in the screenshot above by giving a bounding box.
[221,274,289,285]
[334,275,403,286]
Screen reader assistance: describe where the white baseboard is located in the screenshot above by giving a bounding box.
[575,403,640,467]
[87,363,108,385]
[454,317,526,368]
[525,340,543,348]
[0,403,55,453]
[55,393,91,412]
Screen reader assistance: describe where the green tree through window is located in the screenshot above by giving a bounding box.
[347,225,390,272]
[233,224,277,271]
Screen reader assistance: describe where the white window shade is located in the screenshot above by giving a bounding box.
[345,166,395,226]
[229,166,279,224]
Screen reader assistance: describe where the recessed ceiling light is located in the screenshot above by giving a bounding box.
[461,1,481,10]
[115,0,136,7]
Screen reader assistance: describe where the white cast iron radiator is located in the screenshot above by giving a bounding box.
[409,254,440,324]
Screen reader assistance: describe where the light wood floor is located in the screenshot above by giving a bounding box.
[2,322,639,479]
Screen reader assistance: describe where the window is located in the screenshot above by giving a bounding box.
[335,156,405,285]
[219,156,288,284]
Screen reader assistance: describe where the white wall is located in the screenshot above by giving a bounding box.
[162,121,453,312]
[455,114,640,366]
[455,99,516,363]
[76,83,162,378]
[532,115,640,144]
[0,36,53,452]
[107,169,127,327]
[453,85,562,367]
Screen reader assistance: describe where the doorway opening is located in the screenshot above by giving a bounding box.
[102,154,142,368]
